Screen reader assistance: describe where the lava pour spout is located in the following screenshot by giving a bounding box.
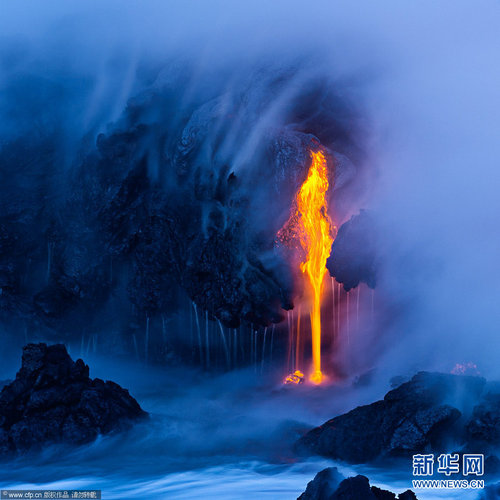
[296,150,334,384]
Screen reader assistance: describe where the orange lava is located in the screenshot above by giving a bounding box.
[279,150,335,384]
[284,370,305,385]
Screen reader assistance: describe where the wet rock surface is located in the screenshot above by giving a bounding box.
[296,372,487,463]
[298,469,417,500]
[0,343,147,455]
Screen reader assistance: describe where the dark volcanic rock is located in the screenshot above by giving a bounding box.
[326,210,377,290]
[371,486,416,500]
[372,483,417,500]
[397,491,418,500]
[0,64,364,361]
[298,467,345,500]
[0,343,147,455]
[296,372,485,463]
[332,476,375,499]
[298,472,418,500]
[467,393,500,446]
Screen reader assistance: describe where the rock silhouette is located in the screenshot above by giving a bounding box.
[0,343,147,455]
[296,372,487,463]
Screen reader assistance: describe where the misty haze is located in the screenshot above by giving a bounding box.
[0,1,499,499]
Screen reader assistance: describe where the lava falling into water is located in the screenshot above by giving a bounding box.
[297,150,334,384]
[279,150,335,384]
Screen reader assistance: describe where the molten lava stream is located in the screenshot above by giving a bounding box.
[281,149,335,384]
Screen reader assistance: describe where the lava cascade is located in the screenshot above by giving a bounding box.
[279,149,335,384]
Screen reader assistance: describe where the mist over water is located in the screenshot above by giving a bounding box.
[0,354,482,498]
[0,354,391,498]
[1,1,500,498]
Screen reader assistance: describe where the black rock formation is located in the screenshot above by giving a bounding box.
[296,372,486,463]
[0,65,365,363]
[467,393,500,446]
[298,470,417,500]
[0,343,147,455]
[326,210,377,290]
[298,467,344,500]
[331,476,374,500]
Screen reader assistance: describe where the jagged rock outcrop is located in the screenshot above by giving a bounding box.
[298,469,417,500]
[296,372,486,463]
[298,467,344,500]
[326,210,377,290]
[0,343,147,455]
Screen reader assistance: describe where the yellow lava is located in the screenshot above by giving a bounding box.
[284,370,305,385]
[296,150,334,384]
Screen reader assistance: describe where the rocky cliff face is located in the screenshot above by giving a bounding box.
[0,66,366,362]
[326,210,377,290]
[0,343,147,455]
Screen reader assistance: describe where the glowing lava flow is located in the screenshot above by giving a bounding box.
[284,370,305,385]
[297,150,334,384]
